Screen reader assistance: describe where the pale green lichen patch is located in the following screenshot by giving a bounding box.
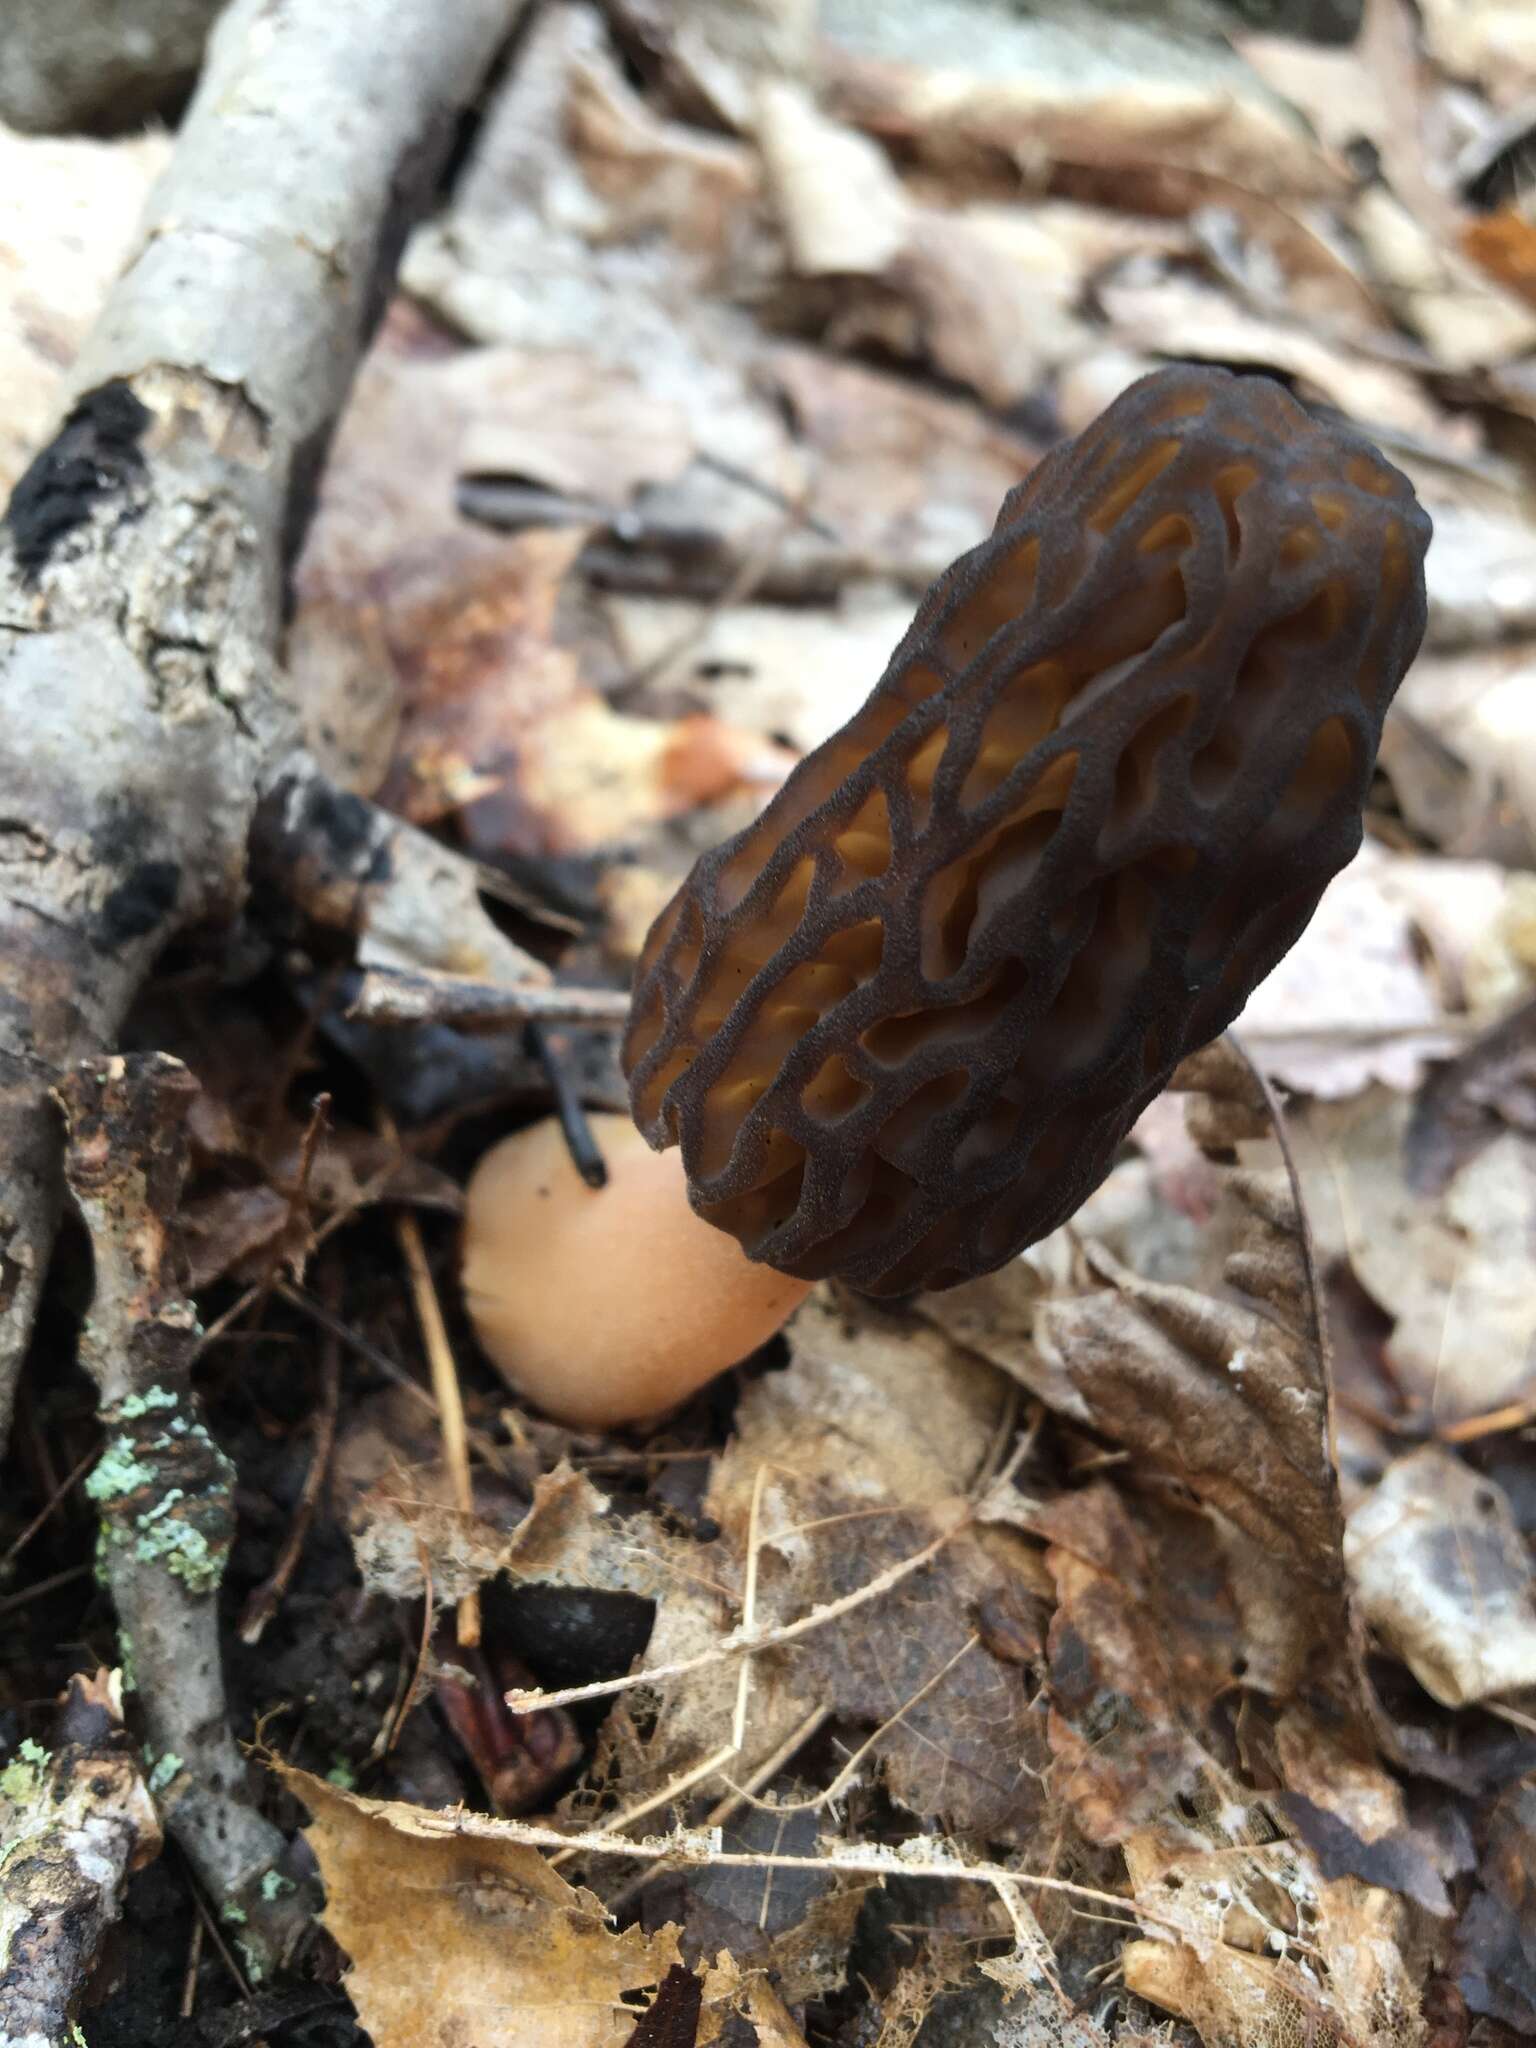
[89,1405,235,1595]
[119,1386,179,1419]
[133,1491,228,1594]
[0,1736,51,1801]
[86,1436,157,1502]
[146,1750,185,1795]
[325,1758,357,1791]
[261,1869,296,1901]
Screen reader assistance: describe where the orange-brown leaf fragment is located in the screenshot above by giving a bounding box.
[278,1765,684,2048]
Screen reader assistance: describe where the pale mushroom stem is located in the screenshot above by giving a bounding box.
[461,1114,812,1430]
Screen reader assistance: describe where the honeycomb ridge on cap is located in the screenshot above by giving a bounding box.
[623,363,1432,1296]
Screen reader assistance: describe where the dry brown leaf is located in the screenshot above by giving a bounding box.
[821,17,1344,202]
[277,1765,688,2048]
[181,1185,295,1292]
[1386,643,1536,861]
[566,37,761,260]
[577,1293,1052,1840]
[753,78,907,276]
[729,1292,1004,1506]
[1123,1791,1426,2048]
[1454,1782,1536,2030]
[1294,1086,1536,1423]
[888,204,1092,406]
[1096,267,1467,453]
[605,0,816,133]
[914,1259,1088,1423]
[1464,208,1536,310]
[1418,0,1536,106]
[765,343,1039,585]
[399,6,786,482]
[740,1974,815,2048]
[509,690,794,856]
[1350,185,1536,371]
[1406,993,1536,1194]
[343,1446,688,1610]
[988,1987,1134,2046]
[1274,1706,1453,1917]
[295,328,787,850]
[1418,494,1536,653]
[1372,854,1536,1019]
[780,1499,1051,1840]
[1345,1446,1536,1705]
[455,357,694,503]
[1037,1485,1221,1843]
[1234,31,1394,162]
[603,588,913,755]
[1185,180,1390,338]
[292,328,589,814]
[1237,841,1455,1098]
[1034,1195,1354,1699]
[640,1808,867,2009]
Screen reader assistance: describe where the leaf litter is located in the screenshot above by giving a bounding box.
[8,0,1536,2041]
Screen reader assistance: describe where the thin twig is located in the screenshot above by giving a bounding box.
[379,1539,438,1763]
[344,1800,1178,1931]
[732,1462,771,1754]
[180,1913,205,2020]
[349,967,631,1033]
[58,1055,300,1961]
[611,517,801,705]
[549,1745,741,1871]
[1438,1399,1536,1443]
[273,1279,509,1474]
[0,1560,94,1617]
[238,1271,344,1646]
[596,1707,826,1916]
[1,1445,98,1571]
[184,1865,252,2001]
[384,1107,479,1648]
[505,1511,966,1715]
[722,1635,982,1820]
[1225,1032,1334,1431]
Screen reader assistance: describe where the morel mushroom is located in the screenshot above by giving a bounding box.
[624,363,1431,1297]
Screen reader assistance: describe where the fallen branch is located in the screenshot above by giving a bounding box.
[58,1054,306,1974]
[0,0,522,1447]
[346,963,633,1032]
[0,1670,162,2048]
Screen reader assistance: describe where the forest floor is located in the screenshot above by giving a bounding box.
[5,1,1536,2043]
